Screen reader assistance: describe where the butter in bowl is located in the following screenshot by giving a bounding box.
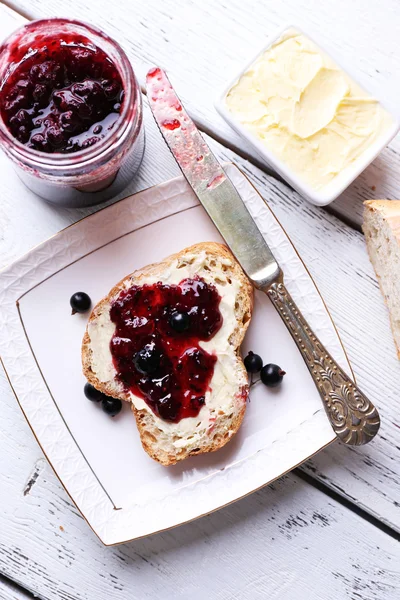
[215,26,399,206]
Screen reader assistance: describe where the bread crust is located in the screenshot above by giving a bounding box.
[82,242,254,465]
[363,200,400,358]
[364,199,400,215]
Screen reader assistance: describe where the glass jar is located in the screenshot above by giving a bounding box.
[0,18,144,208]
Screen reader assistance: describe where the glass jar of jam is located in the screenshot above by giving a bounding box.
[0,19,144,207]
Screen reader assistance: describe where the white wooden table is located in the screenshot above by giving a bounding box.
[0,2,399,598]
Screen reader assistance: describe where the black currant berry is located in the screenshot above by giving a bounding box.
[101,397,122,417]
[260,363,286,387]
[70,291,91,314]
[169,311,190,333]
[244,351,263,373]
[133,343,161,375]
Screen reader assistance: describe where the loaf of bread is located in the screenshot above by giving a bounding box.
[82,242,254,465]
[363,200,400,358]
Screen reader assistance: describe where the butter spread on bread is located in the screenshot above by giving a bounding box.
[82,243,253,465]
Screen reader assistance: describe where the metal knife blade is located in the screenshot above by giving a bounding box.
[146,67,381,446]
[146,67,281,290]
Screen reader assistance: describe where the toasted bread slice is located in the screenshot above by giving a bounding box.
[363,200,400,358]
[82,243,253,465]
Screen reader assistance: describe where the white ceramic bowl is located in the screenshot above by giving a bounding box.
[215,25,400,206]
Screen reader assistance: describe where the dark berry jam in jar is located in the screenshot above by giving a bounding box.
[0,19,144,207]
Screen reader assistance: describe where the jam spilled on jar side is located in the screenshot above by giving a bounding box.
[0,35,124,153]
[109,277,223,423]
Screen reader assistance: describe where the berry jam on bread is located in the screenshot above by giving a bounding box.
[82,243,253,465]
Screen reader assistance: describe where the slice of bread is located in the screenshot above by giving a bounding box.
[363,200,400,358]
[82,242,253,465]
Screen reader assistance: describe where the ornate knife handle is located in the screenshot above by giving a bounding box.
[266,281,380,445]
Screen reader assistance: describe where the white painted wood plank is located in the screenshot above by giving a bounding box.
[213,144,400,532]
[0,88,399,561]
[1,83,399,531]
[0,3,398,532]
[0,3,25,32]
[0,5,399,598]
[7,0,400,226]
[1,417,400,600]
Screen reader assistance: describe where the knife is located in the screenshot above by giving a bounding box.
[146,67,380,445]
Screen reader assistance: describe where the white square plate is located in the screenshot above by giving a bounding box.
[0,163,349,545]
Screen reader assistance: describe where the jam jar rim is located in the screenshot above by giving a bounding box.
[0,17,141,172]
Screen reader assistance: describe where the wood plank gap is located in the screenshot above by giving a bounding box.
[295,468,400,543]
[0,0,32,21]
[0,574,36,600]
